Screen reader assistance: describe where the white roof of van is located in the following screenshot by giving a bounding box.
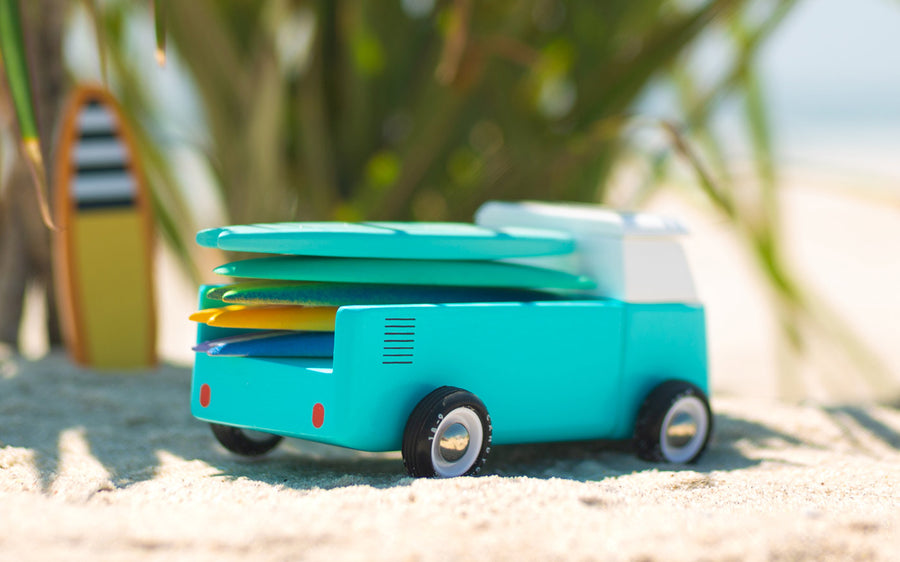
[476,201,688,237]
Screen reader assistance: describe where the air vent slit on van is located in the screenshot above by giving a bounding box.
[383,317,415,365]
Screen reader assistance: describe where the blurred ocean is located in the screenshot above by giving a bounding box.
[762,0,900,186]
[638,0,900,189]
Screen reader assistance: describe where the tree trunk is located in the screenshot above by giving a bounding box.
[0,0,66,352]
[0,167,31,346]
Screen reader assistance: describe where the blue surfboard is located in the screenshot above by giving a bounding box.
[193,330,335,358]
[192,330,286,353]
[196,221,574,260]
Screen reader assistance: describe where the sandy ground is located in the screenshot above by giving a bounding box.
[2,182,900,560]
[1,354,899,561]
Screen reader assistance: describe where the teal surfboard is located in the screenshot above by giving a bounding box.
[214,257,596,291]
[207,281,563,306]
[196,221,574,260]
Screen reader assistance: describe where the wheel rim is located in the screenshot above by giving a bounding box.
[659,396,709,463]
[431,407,483,477]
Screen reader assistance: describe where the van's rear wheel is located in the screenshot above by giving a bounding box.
[210,423,283,457]
[634,381,712,463]
[402,387,492,478]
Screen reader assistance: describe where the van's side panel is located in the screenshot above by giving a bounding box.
[192,298,706,453]
[334,301,625,449]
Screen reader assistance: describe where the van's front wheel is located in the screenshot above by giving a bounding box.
[402,387,492,478]
[634,381,712,463]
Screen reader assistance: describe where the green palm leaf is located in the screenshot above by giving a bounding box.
[153,0,166,66]
[0,0,54,228]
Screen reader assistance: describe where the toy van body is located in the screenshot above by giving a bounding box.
[191,202,711,477]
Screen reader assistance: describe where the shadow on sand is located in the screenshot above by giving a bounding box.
[2,353,898,493]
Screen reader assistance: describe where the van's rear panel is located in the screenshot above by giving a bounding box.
[191,355,341,442]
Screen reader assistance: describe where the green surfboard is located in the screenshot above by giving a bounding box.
[214,256,596,291]
[197,221,574,260]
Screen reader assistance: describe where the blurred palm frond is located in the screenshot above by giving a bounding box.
[0,0,54,228]
[11,1,886,400]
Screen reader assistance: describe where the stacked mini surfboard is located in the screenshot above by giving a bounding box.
[191,222,593,359]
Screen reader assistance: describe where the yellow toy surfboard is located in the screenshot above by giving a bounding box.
[189,305,247,324]
[193,305,338,331]
[53,85,157,369]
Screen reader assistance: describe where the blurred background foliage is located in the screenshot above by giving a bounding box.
[73,0,795,279]
[14,0,889,397]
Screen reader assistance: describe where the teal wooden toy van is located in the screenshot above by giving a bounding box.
[191,202,711,477]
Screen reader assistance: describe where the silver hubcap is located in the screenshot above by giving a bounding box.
[659,396,709,463]
[430,407,484,477]
[438,423,470,462]
[665,411,698,449]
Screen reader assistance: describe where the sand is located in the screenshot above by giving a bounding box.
[2,183,899,560]
[1,354,898,561]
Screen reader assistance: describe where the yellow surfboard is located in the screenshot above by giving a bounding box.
[189,305,248,324]
[194,305,337,332]
[53,85,156,369]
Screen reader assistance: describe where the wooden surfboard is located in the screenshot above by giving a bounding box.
[208,281,562,307]
[214,256,596,290]
[53,85,156,369]
[192,305,338,331]
[196,221,575,260]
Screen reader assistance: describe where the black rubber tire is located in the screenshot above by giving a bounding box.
[402,387,492,478]
[210,423,284,457]
[633,380,712,463]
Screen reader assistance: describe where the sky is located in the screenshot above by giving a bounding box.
[763,0,900,127]
[759,0,900,180]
